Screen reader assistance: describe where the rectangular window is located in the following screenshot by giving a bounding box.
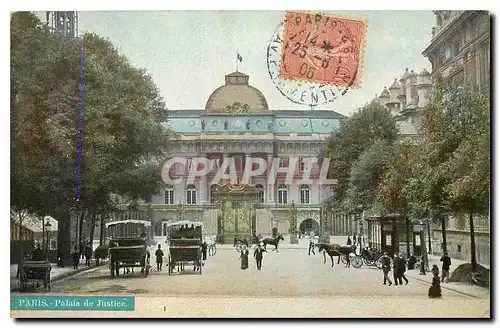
[300,189,310,204]
[165,189,174,204]
[257,190,264,204]
[278,190,288,204]
[187,190,196,205]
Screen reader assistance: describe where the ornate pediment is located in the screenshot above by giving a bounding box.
[217,182,258,196]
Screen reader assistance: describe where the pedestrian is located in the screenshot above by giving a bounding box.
[84,243,93,267]
[254,244,266,270]
[440,252,451,283]
[308,240,315,256]
[428,265,442,299]
[155,244,164,271]
[233,235,237,247]
[408,253,417,270]
[201,240,208,261]
[71,246,80,270]
[399,253,409,285]
[347,236,352,245]
[393,252,402,285]
[357,235,362,247]
[379,252,392,286]
[240,245,249,270]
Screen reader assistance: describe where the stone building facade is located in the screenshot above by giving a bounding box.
[116,71,348,241]
[422,10,490,91]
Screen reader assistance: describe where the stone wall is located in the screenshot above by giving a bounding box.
[433,229,490,266]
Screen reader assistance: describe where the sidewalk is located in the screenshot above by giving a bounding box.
[404,253,490,299]
[10,258,106,291]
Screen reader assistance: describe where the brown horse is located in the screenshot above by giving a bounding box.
[262,235,284,252]
[316,244,356,267]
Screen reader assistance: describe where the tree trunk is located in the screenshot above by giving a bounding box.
[405,216,411,258]
[78,209,85,254]
[99,214,105,246]
[441,215,447,253]
[469,211,477,273]
[57,207,72,267]
[88,211,96,249]
[427,220,432,253]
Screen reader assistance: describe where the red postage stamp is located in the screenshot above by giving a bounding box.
[280,11,366,87]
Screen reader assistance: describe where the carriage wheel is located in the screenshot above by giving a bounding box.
[363,258,375,266]
[351,255,363,268]
[341,255,347,264]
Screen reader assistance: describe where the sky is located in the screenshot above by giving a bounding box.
[36,10,435,116]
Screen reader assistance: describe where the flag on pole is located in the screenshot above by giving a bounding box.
[237,53,243,62]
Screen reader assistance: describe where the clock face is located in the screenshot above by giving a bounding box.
[233,119,242,127]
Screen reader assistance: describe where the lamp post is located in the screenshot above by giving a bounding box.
[45,220,52,260]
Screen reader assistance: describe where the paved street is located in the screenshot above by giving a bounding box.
[12,239,490,317]
[48,247,478,299]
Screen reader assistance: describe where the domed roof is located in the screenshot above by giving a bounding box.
[205,71,269,113]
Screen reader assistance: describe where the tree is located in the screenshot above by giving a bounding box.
[443,87,490,273]
[346,140,392,210]
[323,100,398,210]
[374,138,425,256]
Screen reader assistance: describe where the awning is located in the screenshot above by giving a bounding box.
[166,220,203,228]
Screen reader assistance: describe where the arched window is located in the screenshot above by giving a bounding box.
[277,184,288,205]
[186,184,197,205]
[300,185,310,204]
[255,184,264,204]
[164,186,174,204]
[210,184,219,204]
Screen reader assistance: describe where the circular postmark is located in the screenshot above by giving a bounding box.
[267,12,365,107]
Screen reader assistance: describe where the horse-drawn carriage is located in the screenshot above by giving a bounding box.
[234,233,284,252]
[316,244,363,268]
[19,260,51,292]
[166,220,203,275]
[106,219,152,277]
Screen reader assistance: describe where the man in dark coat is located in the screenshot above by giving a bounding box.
[84,243,93,267]
[399,254,409,284]
[201,241,208,261]
[308,240,315,255]
[440,252,452,283]
[71,246,80,270]
[380,252,392,286]
[347,236,352,245]
[254,244,266,270]
[155,244,164,271]
[393,253,403,285]
[32,244,44,261]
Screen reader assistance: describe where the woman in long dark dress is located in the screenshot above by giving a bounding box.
[240,246,249,270]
